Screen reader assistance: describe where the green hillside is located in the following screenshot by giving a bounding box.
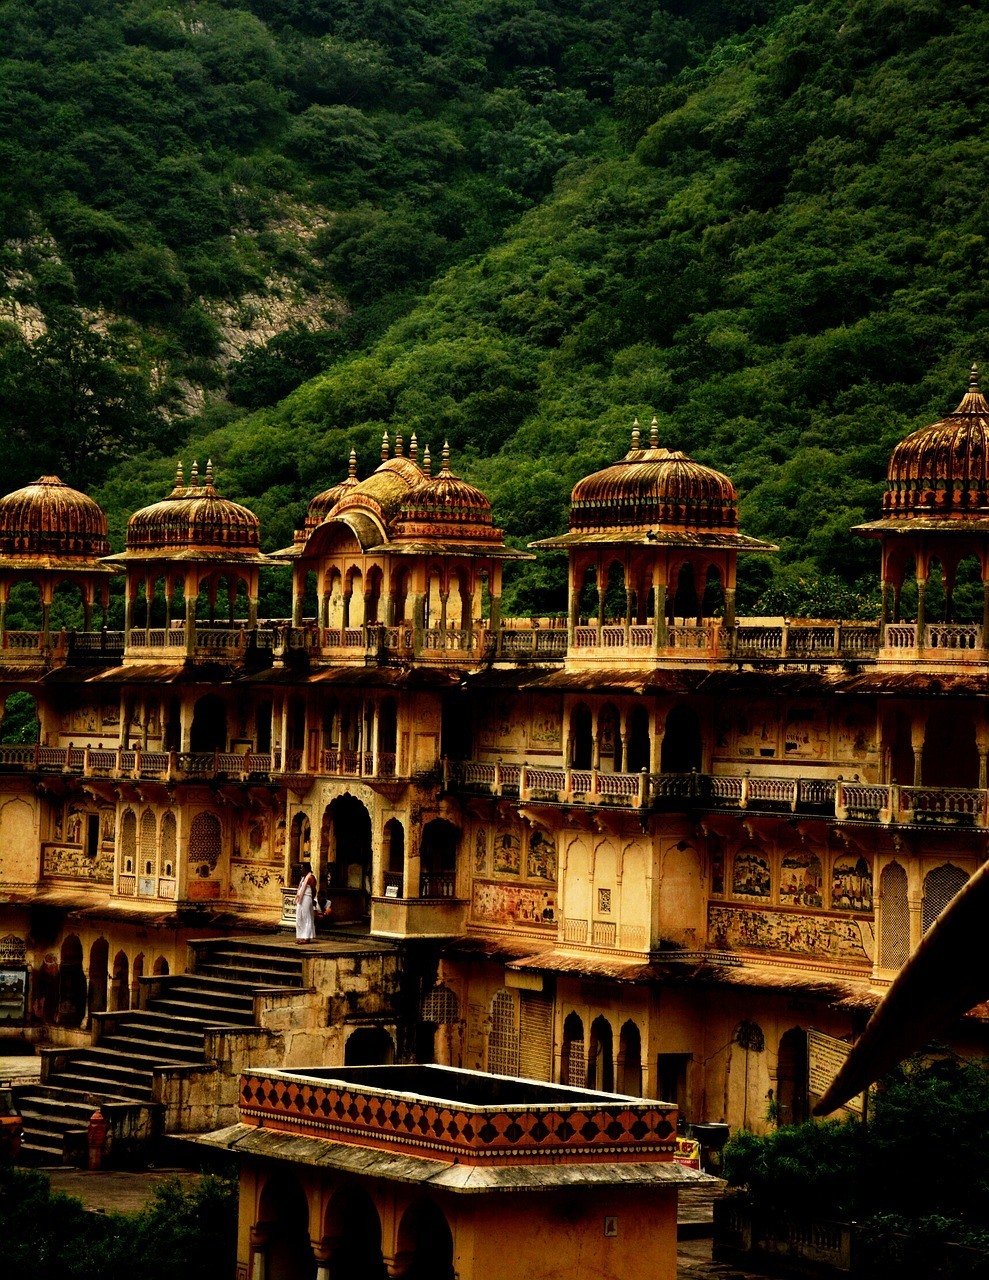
[0,0,764,486]
[4,1,988,615]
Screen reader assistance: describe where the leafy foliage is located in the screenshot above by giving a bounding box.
[7,2,989,611]
[723,1056,989,1253]
[0,1166,237,1280]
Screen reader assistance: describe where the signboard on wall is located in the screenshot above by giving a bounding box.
[807,1028,864,1116]
[0,967,28,1025]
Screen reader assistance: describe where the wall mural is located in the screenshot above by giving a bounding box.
[831,855,873,912]
[526,698,563,752]
[779,851,824,908]
[471,880,556,928]
[526,829,557,881]
[731,848,771,898]
[709,904,874,963]
[493,830,521,875]
[782,707,829,760]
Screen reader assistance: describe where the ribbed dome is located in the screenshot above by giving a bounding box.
[126,461,260,552]
[0,476,109,558]
[394,442,498,541]
[883,366,989,518]
[569,421,737,533]
[303,450,360,533]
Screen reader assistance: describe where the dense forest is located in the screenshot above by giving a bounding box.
[2,0,987,613]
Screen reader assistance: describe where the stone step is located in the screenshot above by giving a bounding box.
[47,1070,152,1103]
[93,1012,208,1049]
[87,1037,200,1066]
[154,975,257,1008]
[196,960,303,987]
[193,939,305,976]
[145,997,255,1027]
[56,1057,154,1096]
[18,1138,65,1166]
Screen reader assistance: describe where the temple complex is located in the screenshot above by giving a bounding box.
[2,369,989,1163]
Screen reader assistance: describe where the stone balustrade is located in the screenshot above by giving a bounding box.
[446,759,989,827]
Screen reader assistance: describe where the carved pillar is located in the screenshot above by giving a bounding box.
[249,1226,269,1280]
[910,713,926,787]
[723,586,737,629]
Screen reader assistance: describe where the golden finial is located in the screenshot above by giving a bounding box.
[410,433,418,463]
[441,440,451,473]
[970,363,981,391]
[381,430,390,461]
[348,448,357,479]
[395,431,404,457]
[205,458,215,487]
[650,415,659,448]
[631,418,640,449]
[174,460,184,489]
[190,460,199,487]
[423,445,432,478]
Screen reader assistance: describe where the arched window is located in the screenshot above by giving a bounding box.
[120,809,137,873]
[487,990,519,1076]
[189,812,222,875]
[160,812,177,878]
[626,705,651,773]
[922,863,968,933]
[140,809,157,877]
[57,935,86,1027]
[878,862,909,968]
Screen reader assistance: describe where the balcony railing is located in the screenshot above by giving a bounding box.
[446,759,989,827]
[0,742,404,784]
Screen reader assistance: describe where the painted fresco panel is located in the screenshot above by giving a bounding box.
[709,904,874,963]
[779,851,824,907]
[831,855,874,912]
[471,880,556,928]
[732,848,771,898]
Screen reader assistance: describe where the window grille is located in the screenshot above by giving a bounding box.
[922,863,968,933]
[487,989,520,1076]
[879,862,909,968]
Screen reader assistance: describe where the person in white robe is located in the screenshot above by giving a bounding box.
[295,861,320,943]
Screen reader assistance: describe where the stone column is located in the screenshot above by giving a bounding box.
[982,578,989,648]
[915,576,927,649]
[249,1226,269,1280]
[723,586,737,629]
[292,568,304,627]
[910,714,926,787]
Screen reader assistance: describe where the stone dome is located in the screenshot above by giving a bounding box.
[303,450,360,534]
[394,443,500,542]
[0,476,109,559]
[883,366,989,518]
[126,461,261,553]
[569,420,738,533]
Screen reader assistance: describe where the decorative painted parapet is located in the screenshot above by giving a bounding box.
[238,1065,677,1165]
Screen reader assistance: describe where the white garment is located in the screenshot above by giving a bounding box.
[295,875,317,942]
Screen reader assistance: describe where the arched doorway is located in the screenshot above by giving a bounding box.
[661,705,703,773]
[131,952,145,1009]
[190,694,227,753]
[586,1015,614,1091]
[777,1026,809,1125]
[617,1020,643,1096]
[922,709,978,788]
[110,950,129,1012]
[152,955,169,976]
[561,1012,585,1086]
[419,818,459,898]
[344,1027,395,1066]
[395,1200,454,1280]
[570,704,593,769]
[322,795,372,919]
[257,1173,314,1280]
[626,705,651,772]
[322,1185,385,1280]
[88,938,109,1017]
[57,935,86,1026]
[383,818,404,896]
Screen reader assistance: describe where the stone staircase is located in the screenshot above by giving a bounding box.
[15,939,305,1165]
